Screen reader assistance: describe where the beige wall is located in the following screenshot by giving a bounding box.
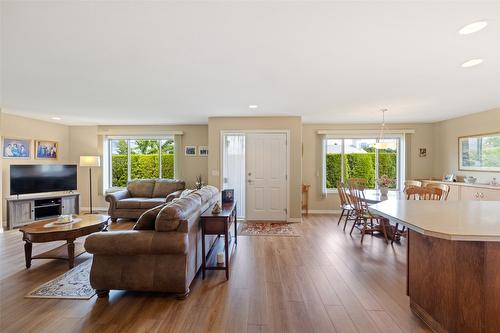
[1,113,71,224]
[433,108,500,183]
[302,123,435,211]
[3,108,499,223]
[207,116,303,220]
[69,125,102,209]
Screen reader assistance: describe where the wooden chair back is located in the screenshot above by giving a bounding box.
[336,181,350,207]
[348,182,369,215]
[425,183,450,200]
[347,178,368,188]
[404,180,422,192]
[405,187,443,201]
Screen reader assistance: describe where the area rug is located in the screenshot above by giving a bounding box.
[239,222,301,237]
[25,260,95,299]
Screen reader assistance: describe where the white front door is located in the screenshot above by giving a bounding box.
[246,133,287,221]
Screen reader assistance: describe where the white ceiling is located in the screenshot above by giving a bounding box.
[1,1,500,125]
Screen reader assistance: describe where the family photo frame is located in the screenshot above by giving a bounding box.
[35,140,59,159]
[2,138,31,159]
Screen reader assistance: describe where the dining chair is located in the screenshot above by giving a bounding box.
[347,178,368,188]
[405,186,443,200]
[348,182,391,244]
[404,180,422,192]
[336,181,355,230]
[392,187,442,244]
[425,183,450,200]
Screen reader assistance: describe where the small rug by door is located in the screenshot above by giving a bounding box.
[25,260,95,299]
[239,222,301,237]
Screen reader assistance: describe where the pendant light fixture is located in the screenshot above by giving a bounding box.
[374,108,396,150]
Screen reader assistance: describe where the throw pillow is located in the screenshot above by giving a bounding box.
[133,203,168,230]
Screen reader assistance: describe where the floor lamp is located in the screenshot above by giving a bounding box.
[80,156,101,214]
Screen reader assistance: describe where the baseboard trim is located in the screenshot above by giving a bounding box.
[303,209,341,214]
[287,217,302,223]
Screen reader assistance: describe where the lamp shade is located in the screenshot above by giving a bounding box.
[79,155,101,167]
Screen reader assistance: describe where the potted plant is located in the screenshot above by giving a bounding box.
[376,175,395,196]
[195,175,204,190]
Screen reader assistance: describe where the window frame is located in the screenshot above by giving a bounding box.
[323,134,405,193]
[105,136,175,190]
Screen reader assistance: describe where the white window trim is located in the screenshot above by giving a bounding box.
[322,133,406,193]
[103,136,175,191]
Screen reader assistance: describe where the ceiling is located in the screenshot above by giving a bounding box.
[1,1,500,125]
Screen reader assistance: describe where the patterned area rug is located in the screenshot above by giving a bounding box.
[25,260,95,299]
[239,222,301,237]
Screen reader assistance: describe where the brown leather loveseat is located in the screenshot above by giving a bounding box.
[85,185,219,298]
[105,179,185,222]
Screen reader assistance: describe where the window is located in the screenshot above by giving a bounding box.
[107,138,175,188]
[324,136,403,190]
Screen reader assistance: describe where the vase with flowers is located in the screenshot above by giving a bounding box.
[376,175,395,196]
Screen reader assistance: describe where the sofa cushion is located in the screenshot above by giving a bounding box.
[153,179,185,198]
[127,180,156,198]
[140,198,167,209]
[134,204,168,230]
[192,185,219,204]
[155,195,201,232]
[116,198,148,209]
[180,189,195,198]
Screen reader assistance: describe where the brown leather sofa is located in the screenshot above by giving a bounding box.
[105,179,185,222]
[85,185,219,298]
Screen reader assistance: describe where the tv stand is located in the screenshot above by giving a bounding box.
[6,192,80,229]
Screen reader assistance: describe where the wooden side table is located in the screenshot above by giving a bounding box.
[200,201,237,280]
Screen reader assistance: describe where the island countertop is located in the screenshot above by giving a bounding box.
[369,200,500,242]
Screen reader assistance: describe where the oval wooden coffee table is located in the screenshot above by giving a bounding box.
[19,214,109,269]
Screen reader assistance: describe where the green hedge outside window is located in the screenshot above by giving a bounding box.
[326,152,397,189]
[111,154,174,187]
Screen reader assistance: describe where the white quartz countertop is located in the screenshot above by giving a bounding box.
[369,200,500,242]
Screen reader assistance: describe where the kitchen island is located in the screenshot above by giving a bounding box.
[369,200,500,333]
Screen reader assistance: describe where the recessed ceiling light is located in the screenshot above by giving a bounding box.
[51,116,61,120]
[459,21,488,35]
[461,58,484,68]
[248,105,258,109]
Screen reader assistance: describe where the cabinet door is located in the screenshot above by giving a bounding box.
[8,200,34,228]
[478,188,500,201]
[447,185,460,201]
[460,187,481,201]
[61,196,76,215]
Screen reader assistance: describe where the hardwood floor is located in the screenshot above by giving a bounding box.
[0,215,431,333]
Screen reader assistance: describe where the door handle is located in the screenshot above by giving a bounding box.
[247,179,253,184]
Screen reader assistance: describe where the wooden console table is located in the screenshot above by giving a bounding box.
[200,201,237,280]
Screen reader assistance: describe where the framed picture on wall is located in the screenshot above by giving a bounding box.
[459,132,500,171]
[35,140,59,159]
[198,146,208,156]
[2,138,31,159]
[185,145,197,156]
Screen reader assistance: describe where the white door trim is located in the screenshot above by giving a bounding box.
[220,129,290,221]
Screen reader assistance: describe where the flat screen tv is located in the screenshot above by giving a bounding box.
[10,164,77,195]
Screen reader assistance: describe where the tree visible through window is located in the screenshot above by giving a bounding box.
[325,137,400,189]
[109,138,175,187]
